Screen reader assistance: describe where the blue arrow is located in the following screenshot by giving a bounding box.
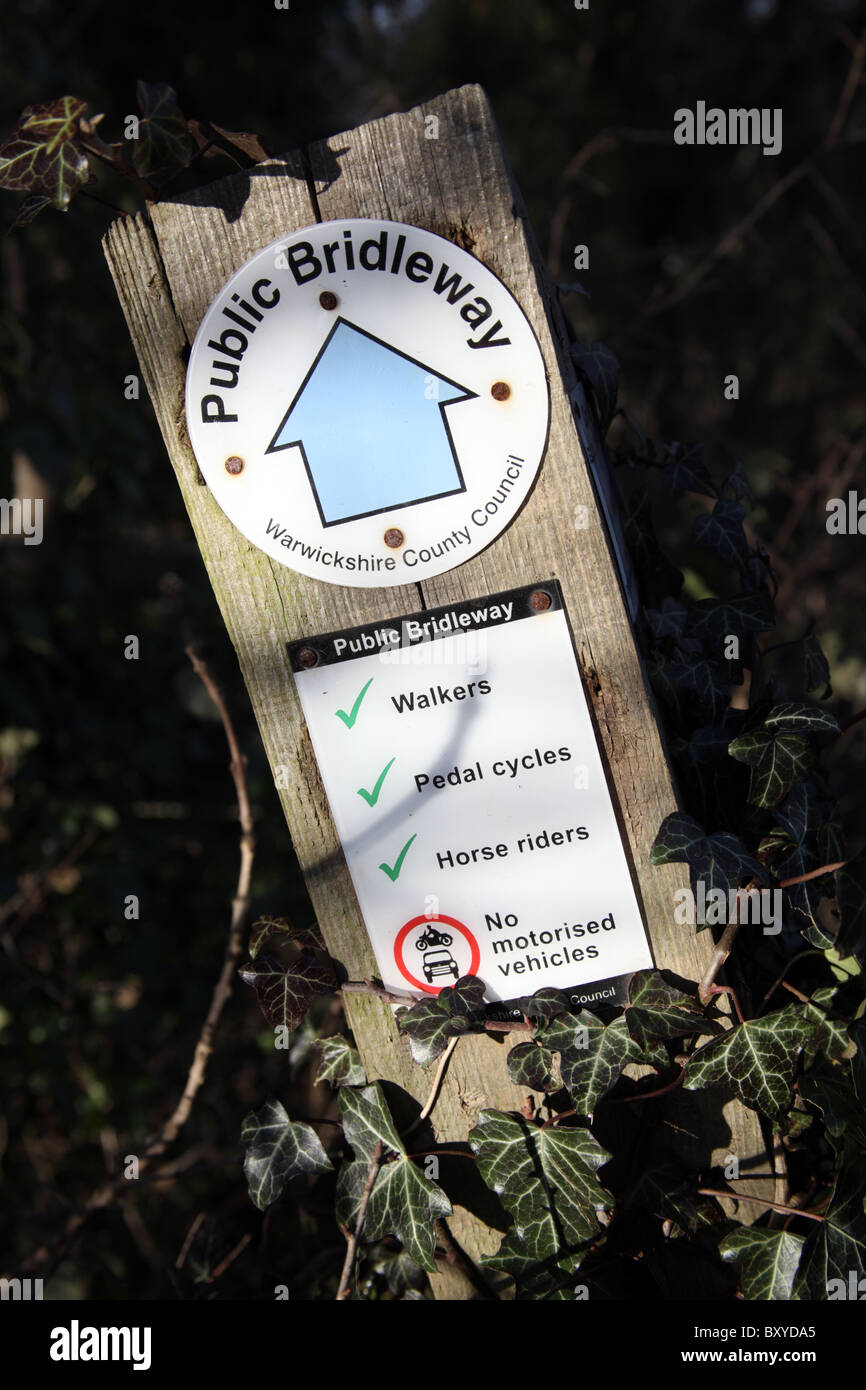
[265,318,476,526]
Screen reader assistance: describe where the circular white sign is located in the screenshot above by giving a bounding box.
[185,219,549,587]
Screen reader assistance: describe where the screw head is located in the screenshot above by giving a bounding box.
[384,528,404,549]
[296,647,319,668]
[319,291,338,310]
[224,455,244,476]
[530,589,552,612]
[491,381,511,401]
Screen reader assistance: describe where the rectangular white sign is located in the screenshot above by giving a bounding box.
[290,582,653,1012]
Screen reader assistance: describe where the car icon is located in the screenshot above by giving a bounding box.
[422,947,460,984]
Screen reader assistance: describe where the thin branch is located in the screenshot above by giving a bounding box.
[336,1140,383,1300]
[826,21,866,147]
[144,647,255,1160]
[13,648,255,1275]
[704,983,745,1026]
[777,860,846,888]
[698,919,741,1005]
[697,1189,825,1222]
[759,950,822,1011]
[403,1037,459,1138]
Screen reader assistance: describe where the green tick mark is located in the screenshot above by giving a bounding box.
[335,677,373,728]
[379,834,417,882]
[357,757,396,807]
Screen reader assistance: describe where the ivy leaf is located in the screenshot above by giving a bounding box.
[720,1228,805,1300]
[667,655,731,722]
[238,950,335,1029]
[10,192,53,227]
[336,1083,451,1272]
[663,442,717,498]
[693,499,750,571]
[482,1231,582,1300]
[240,1098,332,1211]
[314,1035,366,1088]
[646,597,689,639]
[542,1013,642,1113]
[469,1110,612,1261]
[650,813,764,904]
[0,96,89,210]
[248,915,295,959]
[397,974,487,1064]
[335,1151,452,1274]
[687,592,774,644]
[793,1163,866,1299]
[835,850,866,961]
[338,1082,403,1162]
[626,970,720,1049]
[515,986,571,1021]
[507,1040,558,1092]
[727,728,812,808]
[763,702,840,735]
[684,1008,813,1120]
[724,459,754,503]
[801,992,855,1067]
[570,339,619,431]
[132,81,196,179]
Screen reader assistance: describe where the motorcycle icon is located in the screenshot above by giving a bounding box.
[415,925,459,984]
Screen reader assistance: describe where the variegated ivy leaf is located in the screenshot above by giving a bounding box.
[314,1035,366,1088]
[240,1098,332,1211]
[396,974,487,1064]
[684,1008,814,1121]
[0,96,89,209]
[792,1162,866,1299]
[339,1082,403,1162]
[482,1230,583,1300]
[469,1109,612,1262]
[506,1040,558,1093]
[801,990,855,1067]
[238,950,334,1029]
[727,728,812,809]
[650,812,764,907]
[720,1228,805,1301]
[763,702,840,736]
[799,1071,866,1151]
[625,969,721,1050]
[335,1150,451,1274]
[336,1082,451,1273]
[540,1012,644,1114]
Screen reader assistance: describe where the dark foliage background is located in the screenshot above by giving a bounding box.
[1,0,864,1298]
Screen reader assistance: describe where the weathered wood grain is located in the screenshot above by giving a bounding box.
[104,85,768,1296]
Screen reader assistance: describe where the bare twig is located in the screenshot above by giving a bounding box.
[403,1037,459,1138]
[144,648,255,1160]
[826,21,866,147]
[698,919,742,1006]
[14,648,256,1275]
[697,1189,825,1222]
[336,1140,383,1300]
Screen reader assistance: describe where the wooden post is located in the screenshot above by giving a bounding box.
[104,84,767,1297]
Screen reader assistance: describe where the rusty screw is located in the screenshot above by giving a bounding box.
[296,647,319,669]
[530,589,552,612]
[384,528,404,549]
[224,455,244,476]
[319,290,338,310]
[491,381,511,401]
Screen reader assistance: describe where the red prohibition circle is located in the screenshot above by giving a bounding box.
[394,914,481,995]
